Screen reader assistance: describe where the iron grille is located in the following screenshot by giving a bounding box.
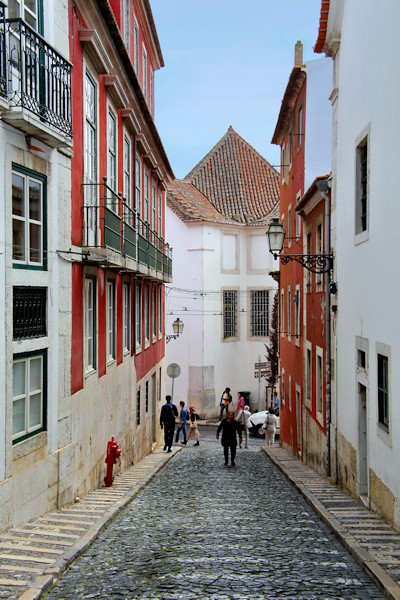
[13,286,47,339]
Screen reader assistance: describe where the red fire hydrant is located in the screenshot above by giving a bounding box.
[104,436,121,487]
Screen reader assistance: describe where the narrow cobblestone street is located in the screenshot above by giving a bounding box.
[43,428,384,600]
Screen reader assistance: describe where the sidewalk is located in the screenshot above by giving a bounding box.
[2,441,400,599]
[0,447,181,600]
[264,445,400,600]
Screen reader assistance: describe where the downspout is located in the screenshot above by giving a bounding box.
[317,178,332,479]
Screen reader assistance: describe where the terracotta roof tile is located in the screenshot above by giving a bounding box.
[183,126,280,224]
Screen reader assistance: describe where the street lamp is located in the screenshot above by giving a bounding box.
[266,217,333,274]
[166,318,184,344]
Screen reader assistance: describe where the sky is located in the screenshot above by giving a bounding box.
[151,0,323,179]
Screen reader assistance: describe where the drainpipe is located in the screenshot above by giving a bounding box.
[316,178,332,478]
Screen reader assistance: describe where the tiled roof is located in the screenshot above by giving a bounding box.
[167,127,279,226]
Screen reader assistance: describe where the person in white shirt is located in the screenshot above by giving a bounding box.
[236,405,251,449]
[263,407,278,446]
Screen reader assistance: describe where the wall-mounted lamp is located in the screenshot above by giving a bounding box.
[266,217,333,274]
[166,318,184,344]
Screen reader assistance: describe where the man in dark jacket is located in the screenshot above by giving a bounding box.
[216,411,242,467]
[160,395,178,452]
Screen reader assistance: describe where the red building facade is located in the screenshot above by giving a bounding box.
[68,0,174,498]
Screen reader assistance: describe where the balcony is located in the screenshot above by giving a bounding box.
[0,15,72,147]
[82,179,172,282]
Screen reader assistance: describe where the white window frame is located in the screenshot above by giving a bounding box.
[222,289,239,340]
[134,20,139,74]
[107,103,118,200]
[12,166,45,268]
[305,340,312,409]
[249,289,269,338]
[135,282,142,351]
[123,132,132,210]
[8,0,39,30]
[123,0,130,51]
[158,286,163,337]
[316,220,323,288]
[158,191,162,234]
[280,289,285,338]
[316,345,324,425]
[296,191,301,238]
[144,285,150,345]
[152,286,157,342]
[123,282,131,354]
[106,280,116,362]
[144,169,149,223]
[84,278,96,374]
[355,130,369,243]
[152,183,156,230]
[142,46,148,101]
[287,287,291,339]
[294,284,300,345]
[12,350,46,442]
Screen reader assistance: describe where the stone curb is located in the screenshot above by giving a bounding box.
[264,446,400,600]
[14,447,181,600]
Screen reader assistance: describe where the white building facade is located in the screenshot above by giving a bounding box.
[0,0,72,529]
[317,0,400,527]
[166,128,280,417]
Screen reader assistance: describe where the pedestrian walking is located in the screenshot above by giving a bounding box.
[216,411,242,467]
[159,395,178,452]
[186,406,201,446]
[219,387,232,420]
[263,406,278,446]
[272,390,280,410]
[236,391,245,413]
[236,404,251,449]
[175,401,189,445]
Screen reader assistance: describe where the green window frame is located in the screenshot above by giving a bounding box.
[13,349,47,443]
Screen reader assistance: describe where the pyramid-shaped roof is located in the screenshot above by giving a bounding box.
[178,126,280,224]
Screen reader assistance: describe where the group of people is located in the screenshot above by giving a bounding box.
[159,387,279,466]
[159,396,201,452]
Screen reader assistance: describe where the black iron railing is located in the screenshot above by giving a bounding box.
[82,178,172,278]
[0,2,6,97]
[4,18,72,136]
[13,287,47,339]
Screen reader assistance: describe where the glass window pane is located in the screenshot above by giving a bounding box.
[29,356,42,391]
[29,392,42,428]
[29,179,41,221]
[13,361,26,397]
[29,223,41,262]
[8,0,20,19]
[12,174,25,217]
[13,219,25,261]
[13,398,26,435]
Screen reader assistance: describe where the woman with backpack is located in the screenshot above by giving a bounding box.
[263,406,278,446]
[186,406,201,446]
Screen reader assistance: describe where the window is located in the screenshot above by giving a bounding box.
[134,20,139,74]
[135,282,142,349]
[124,134,131,209]
[158,286,163,336]
[135,156,141,223]
[152,184,156,230]
[145,380,149,412]
[142,47,147,100]
[296,192,301,238]
[306,346,312,401]
[280,290,285,337]
[281,144,286,184]
[356,137,368,235]
[144,285,150,342]
[8,0,41,32]
[223,290,238,339]
[107,106,117,199]
[250,290,269,337]
[84,72,98,244]
[306,232,312,291]
[377,353,389,431]
[13,350,47,442]
[106,281,115,361]
[152,286,157,340]
[12,166,46,269]
[294,288,300,341]
[297,105,303,150]
[316,349,323,415]
[136,388,141,425]
[123,0,130,51]
[144,170,149,223]
[13,287,46,339]
[84,278,96,373]
[123,283,130,353]
[287,289,291,338]
[150,70,154,115]
[287,205,292,247]
[158,191,162,234]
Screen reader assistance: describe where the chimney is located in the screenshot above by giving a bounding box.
[294,40,303,67]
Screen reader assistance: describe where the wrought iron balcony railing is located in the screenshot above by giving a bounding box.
[1,17,72,137]
[82,179,172,279]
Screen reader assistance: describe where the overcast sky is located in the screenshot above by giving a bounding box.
[151,0,322,179]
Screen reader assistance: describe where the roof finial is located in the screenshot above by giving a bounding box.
[295,40,303,67]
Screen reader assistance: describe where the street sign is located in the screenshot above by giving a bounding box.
[254,361,269,369]
[167,363,181,378]
[254,371,262,378]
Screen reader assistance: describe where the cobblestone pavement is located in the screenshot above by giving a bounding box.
[41,429,385,600]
